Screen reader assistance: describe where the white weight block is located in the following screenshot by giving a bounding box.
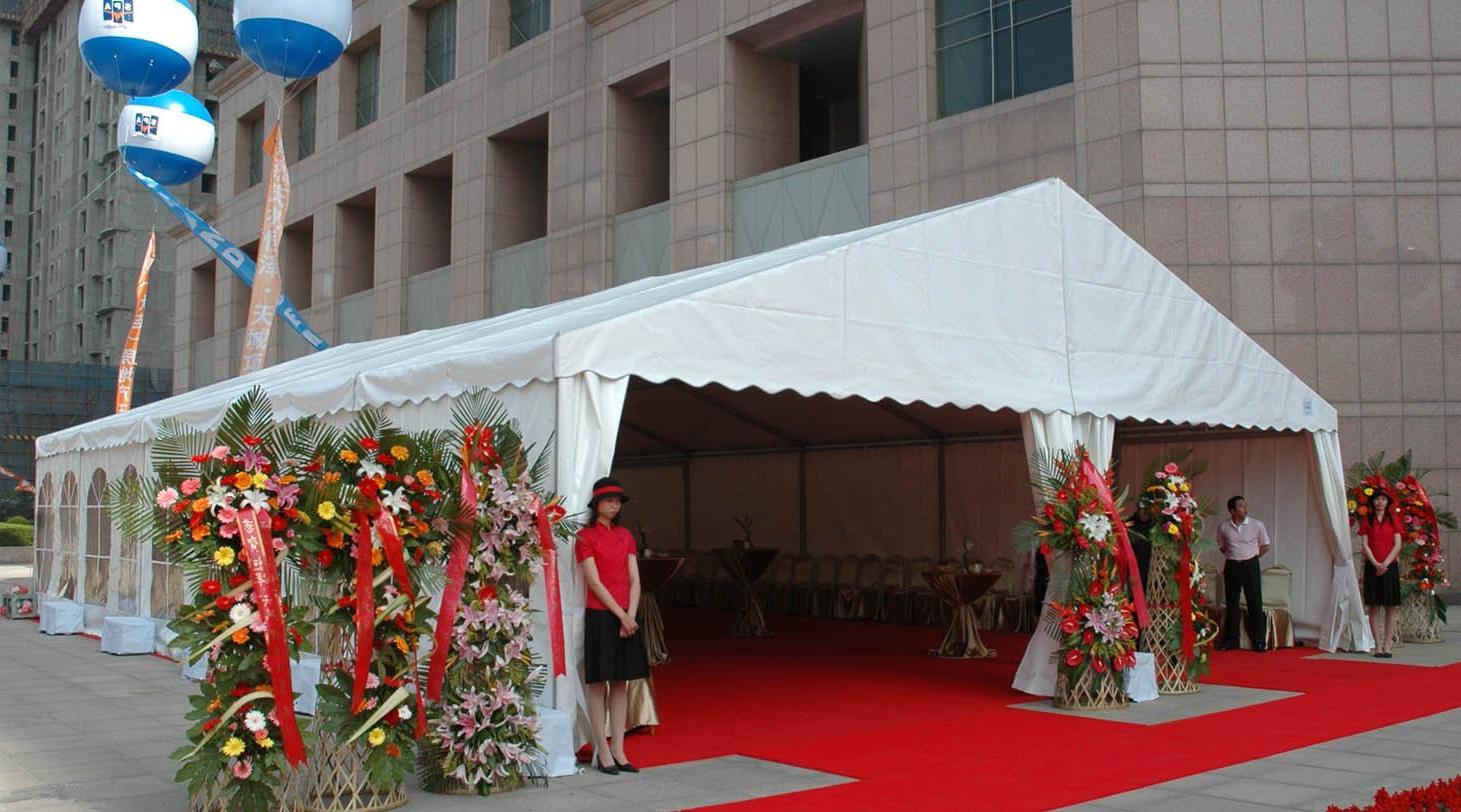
[1124,651,1159,703]
[99,616,156,655]
[39,599,85,635]
[534,707,578,777]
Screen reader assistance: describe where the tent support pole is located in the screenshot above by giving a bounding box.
[682,457,692,552]
[937,439,947,561]
[798,448,808,555]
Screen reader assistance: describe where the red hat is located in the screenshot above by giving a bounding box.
[588,476,630,508]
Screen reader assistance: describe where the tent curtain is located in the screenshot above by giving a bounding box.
[1012,410,1116,696]
[553,372,629,738]
[1311,429,1373,653]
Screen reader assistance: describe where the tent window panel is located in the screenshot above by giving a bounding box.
[116,466,141,614]
[425,1,457,93]
[85,469,110,605]
[34,474,54,596]
[151,537,183,620]
[58,472,79,600]
[935,0,1071,118]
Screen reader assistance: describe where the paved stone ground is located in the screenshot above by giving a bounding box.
[1062,614,1461,812]
[0,618,849,812]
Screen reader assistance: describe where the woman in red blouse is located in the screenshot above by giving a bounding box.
[574,476,649,774]
[1359,490,1403,658]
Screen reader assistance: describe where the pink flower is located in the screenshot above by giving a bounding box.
[1163,463,1180,475]
[180,478,201,496]
[232,760,253,780]
[155,487,179,509]
[210,445,230,460]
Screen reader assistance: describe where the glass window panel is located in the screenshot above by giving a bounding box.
[356,46,380,128]
[298,83,316,158]
[1013,10,1073,97]
[425,1,457,92]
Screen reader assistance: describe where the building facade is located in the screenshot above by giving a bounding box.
[16,0,235,370]
[180,0,1460,563]
[0,0,35,362]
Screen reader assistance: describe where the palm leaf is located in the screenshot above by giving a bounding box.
[214,386,276,454]
[152,418,215,481]
[275,415,342,472]
[104,471,165,543]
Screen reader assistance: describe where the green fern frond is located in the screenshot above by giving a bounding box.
[450,389,512,436]
[152,418,215,481]
[104,472,165,542]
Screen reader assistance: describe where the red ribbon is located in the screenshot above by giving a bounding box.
[376,510,413,600]
[1405,476,1441,534]
[1080,458,1150,628]
[426,431,482,701]
[1178,513,1196,660]
[533,495,567,678]
[235,508,307,767]
[350,510,376,714]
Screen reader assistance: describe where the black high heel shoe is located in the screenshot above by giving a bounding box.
[614,760,639,773]
[595,760,620,775]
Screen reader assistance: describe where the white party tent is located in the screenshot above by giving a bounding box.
[33,178,1372,713]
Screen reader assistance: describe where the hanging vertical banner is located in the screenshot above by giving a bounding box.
[114,230,157,413]
[126,167,328,352]
[239,123,290,375]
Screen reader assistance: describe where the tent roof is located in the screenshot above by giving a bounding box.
[37,178,1336,458]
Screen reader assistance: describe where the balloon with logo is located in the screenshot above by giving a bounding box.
[116,91,215,186]
[78,0,198,97]
[233,0,352,79]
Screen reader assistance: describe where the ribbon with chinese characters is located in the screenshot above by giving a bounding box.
[235,507,307,766]
[350,510,376,714]
[1080,458,1149,628]
[426,425,495,701]
[532,494,567,677]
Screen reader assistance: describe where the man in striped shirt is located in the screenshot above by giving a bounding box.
[1216,495,1272,652]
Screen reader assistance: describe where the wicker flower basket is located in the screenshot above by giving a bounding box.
[1399,592,1444,644]
[288,729,406,812]
[1145,546,1201,695]
[1053,666,1128,711]
[187,774,292,812]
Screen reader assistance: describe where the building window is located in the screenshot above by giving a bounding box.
[6,93,15,110]
[935,0,1072,118]
[509,0,550,47]
[3,187,11,206]
[1,316,8,333]
[296,82,316,158]
[8,62,16,79]
[6,126,14,141]
[356,44,380,128]
[3,220,10,238]
[4,156,13,173]
[425,1,457,92]
[2,284,10,302]
[247,117,265,186]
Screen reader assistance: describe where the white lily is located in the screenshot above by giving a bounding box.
[380,487,411,515]
[357,459,386,481]
[239,489,271,512]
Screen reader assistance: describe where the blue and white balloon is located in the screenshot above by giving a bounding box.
[117,91,215,186]
[78,0,197,97]
[233,0,352,79]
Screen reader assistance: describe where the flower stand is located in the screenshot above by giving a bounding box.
[289,728,406,812]
[1145,546,1200,695]
[1054,666,1128,711]
[3,587,37,619]
[1399,592,1444,644]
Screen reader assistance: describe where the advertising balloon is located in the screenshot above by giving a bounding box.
[78,0,198,97]
[233,0,352,79]
[117,91,215,186]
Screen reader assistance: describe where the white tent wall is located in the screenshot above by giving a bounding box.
[1116,434,1335,644]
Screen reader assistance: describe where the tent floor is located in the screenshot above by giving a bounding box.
[622,607,1461,810]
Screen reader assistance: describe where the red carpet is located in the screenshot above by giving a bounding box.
[617,607,1461,811]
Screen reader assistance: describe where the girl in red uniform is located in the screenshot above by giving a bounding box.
[575,476,649,774]
[1359,490,1402,658]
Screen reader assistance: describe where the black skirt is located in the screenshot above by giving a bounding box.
[583,608,650,684]
[1363,561,1402,607]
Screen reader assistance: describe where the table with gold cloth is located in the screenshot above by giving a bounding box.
[625,555,685,731]
[713,547,779,637]
[923,571,1003,659]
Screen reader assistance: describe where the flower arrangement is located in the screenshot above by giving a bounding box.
[1346,452,1456,624]
[1017,446,1147,706]
[1135,455,1215,681]
[2,584,35,618]
[418,393,567,795]
[1327,774,1461,812]
[306,409,453,790]
[107,389,322,812]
